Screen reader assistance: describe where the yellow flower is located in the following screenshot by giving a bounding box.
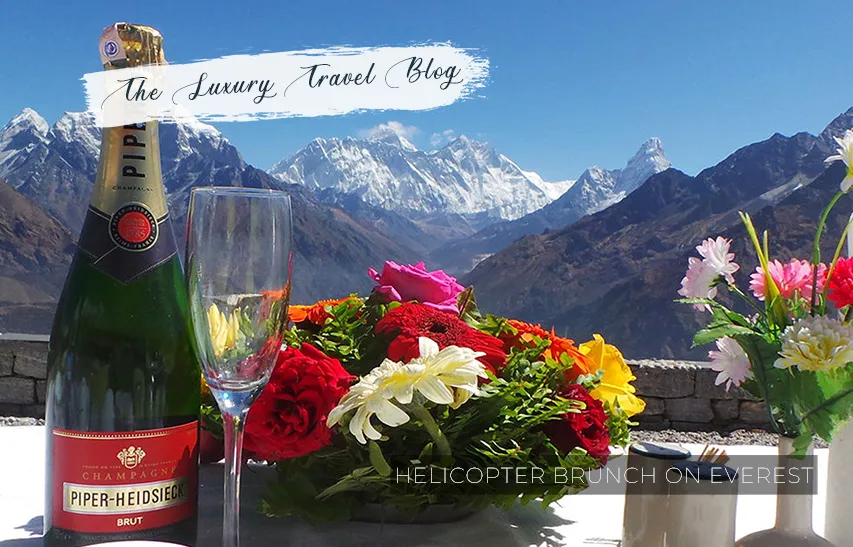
[579,334,645,417]
[207,303,241,358]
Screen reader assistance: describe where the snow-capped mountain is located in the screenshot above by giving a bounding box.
[616,137,671,196]
[269,133,574,222]
[551,137,671,219]
[431,138,672,274]
[0,108,50,179]
[0,108,422,331]
[0,110,244,234]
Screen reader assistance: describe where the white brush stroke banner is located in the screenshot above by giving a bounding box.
[82,44,489,127]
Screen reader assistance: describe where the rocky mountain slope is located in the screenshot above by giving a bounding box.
[466,110,852,359]
[0,178,74,333]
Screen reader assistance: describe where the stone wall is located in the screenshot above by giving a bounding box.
[0,337,770,430]
[629,359,769,431]
[0,336,48,418]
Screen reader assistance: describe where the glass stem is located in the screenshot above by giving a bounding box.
[222,409,247,547]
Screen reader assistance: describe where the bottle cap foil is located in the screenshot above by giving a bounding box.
[99,22,165,69]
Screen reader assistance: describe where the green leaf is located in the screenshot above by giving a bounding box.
[792,433,813,457]
[317,467,383,499]
[732,333,799,436]
[692,323,755,347]
[368,441,392,477]
[418,442,434,464]
[457,286,482,324]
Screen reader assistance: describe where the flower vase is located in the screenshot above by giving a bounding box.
[824,419,853,545]
[735,436,834,547]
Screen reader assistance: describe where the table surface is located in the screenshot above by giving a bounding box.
[0,427,829,547]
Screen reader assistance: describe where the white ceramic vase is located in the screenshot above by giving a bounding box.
[735,436,834,547]
[825,420,853,546]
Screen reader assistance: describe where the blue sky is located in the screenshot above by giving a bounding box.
[1,1,852,181]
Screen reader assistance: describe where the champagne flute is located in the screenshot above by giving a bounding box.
[185,187,293,547]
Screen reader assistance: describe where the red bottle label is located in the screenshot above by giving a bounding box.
[51,422,198,534]
[111,204,158,250]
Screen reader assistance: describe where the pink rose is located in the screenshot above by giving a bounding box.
[368,261,465,313]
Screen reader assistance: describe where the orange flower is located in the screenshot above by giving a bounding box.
[502,320,592,380]
[289,298,351,325]
[288,305,311,324]
[260,283,291,321]
[504,319,550,346]
[552,338,593,382]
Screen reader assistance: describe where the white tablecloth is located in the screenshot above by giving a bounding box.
[0,426,829,546]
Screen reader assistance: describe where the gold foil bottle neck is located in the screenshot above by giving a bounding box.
[99,22,166,70]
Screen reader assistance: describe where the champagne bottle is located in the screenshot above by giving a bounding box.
[44,22,200,547]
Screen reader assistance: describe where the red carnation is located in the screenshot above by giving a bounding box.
[375,303,507,374]
[543,384,611,465]
[244,343,354,461]
[829,257,853,309]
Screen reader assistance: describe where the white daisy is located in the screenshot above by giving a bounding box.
[696,236,740,283]
[825,129,853,193]
[678,237,739,310]
[326,360,411,444]
[326,337,488,444]
[401,337,488,409]
[708,337,752,391]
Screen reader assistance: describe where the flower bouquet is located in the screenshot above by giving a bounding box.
[201,261,644,523]
[678,130,853,454]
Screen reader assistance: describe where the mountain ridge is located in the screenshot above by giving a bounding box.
[433,137,671,274]
[269,132,574,223]
[464,110,852,359]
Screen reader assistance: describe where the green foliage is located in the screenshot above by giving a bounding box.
[605,402,635,449]
[476,313,517,339]
[200,401,223,438]
[285,295,391,376]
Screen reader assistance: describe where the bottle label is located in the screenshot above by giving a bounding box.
[78,122,177,283]
[51,422,198,534]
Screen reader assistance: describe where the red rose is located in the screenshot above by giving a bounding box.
[829,257,853,309]
[374,303,506,374]
[543,384,611,465]
[199,428,225,464]
[244,343,354,461]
